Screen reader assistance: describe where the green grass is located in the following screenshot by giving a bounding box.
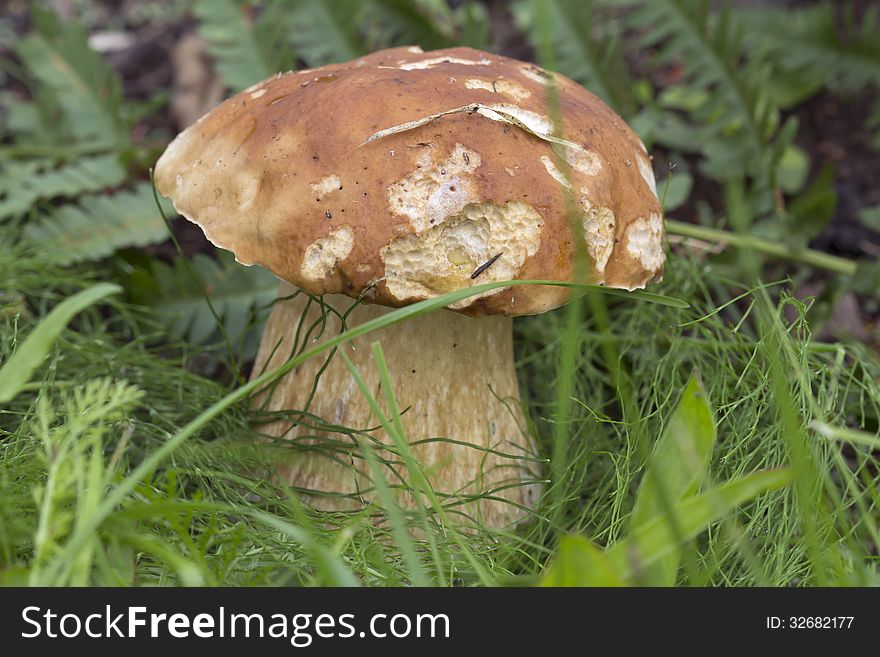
[2,238,878,586]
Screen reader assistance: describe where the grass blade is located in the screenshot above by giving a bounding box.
[539,535,625,586]
[610,468,793,580]
[247,511,360,587]
[539,469,791,586]
[628,372,717,585]
[0,283,121,403]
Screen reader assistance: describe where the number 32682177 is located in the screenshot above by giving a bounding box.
[766,617,854,629]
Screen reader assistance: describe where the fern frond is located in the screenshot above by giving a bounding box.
[286,0,461,68]
[0,155,126,221]
[514,0,635,117]
[613,0,781,189]
[0,94,66,147]
[288,0,369,66]
[738,3,880,134]
[196,0,479,87]
[15,9,124,147]
[146,252,278,344]
[739,4,880,98]
[195,0,275,91]
[22,183,173,265]
[365,0,457,51]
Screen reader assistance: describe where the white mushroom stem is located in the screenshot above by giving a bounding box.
[250,284,543,529]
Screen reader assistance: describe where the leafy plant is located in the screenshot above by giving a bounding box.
[287,0,370,66]
[513,0,637,117]
[541,469,793,586]
[196,0,488,91]
[194,0,278,92]
[0,155,126,221]
[23,184,174,265]
[539,374,791,586]
[129,251,278,345]
[738,3,880,125]
[363,0,459,52]
[3,5,176,268]
[14,11,125,147]
[612,0,791,214]
[626,374,716,584]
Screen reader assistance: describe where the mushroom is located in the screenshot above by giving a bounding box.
[154,46,664,529]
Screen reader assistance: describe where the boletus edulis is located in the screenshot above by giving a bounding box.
[154,46,665,530]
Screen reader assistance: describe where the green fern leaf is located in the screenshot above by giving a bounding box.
[0,94,66,146]
[288,0,369,66]
[0,155,126,221]
[22,183,174,265]
[15,15,124,147]
[146,251,278,344]
[620,1,767,158]
[739,4,880,97]
[365,0,457,51]
[513,0,635,117]
[738,3,880,134]
[195,0,275,91]
[613,0,784,202]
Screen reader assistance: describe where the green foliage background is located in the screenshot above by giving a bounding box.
[1,0,879,586]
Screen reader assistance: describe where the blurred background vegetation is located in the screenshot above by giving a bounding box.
[1,0,879,586]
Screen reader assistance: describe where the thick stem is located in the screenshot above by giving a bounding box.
[666,220,858,276]
[250,285,543,529]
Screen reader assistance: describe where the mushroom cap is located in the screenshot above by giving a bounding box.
[154,46,664,317]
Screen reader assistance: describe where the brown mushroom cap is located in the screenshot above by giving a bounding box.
[154,46,664,317]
